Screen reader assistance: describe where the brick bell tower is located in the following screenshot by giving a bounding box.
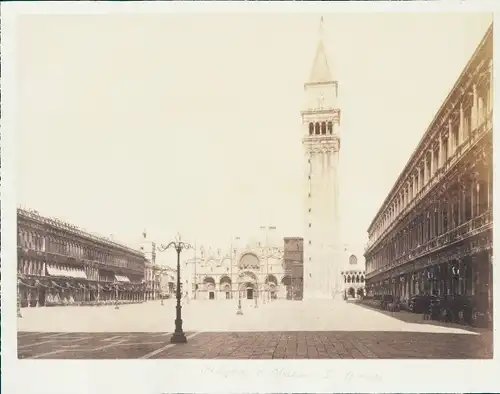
[302,17,342,299]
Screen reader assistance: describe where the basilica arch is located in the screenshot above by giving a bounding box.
[237,270,259,300]
[202,276,216,300]
[219,275,232,299]
[238,253,260,270]
[281,275,293,300]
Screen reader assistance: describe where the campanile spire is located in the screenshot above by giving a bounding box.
[308,16,333,84]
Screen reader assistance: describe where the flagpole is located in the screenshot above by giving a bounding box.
[194,240,197,300]
[230,237,233,300]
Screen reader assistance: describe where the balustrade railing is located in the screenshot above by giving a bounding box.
[366,117,491,254]
[366,209,492,279]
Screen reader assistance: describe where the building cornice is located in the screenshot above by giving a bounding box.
[18,208,144,258]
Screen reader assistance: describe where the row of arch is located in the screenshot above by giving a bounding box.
[202,273,286,286]
[344,275,365,284]
[308,121,333,136]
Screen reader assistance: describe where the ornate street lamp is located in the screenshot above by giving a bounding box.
[157,233,192,344]
[236,271,244,315]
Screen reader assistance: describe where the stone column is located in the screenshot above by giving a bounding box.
[478,96,484,127]
[447,194,453,233]
[438,133,443,167]
[438,200,443,235]
[471,256,476,296]
[430,149,434,178]
[487,167,491,209]
[476,179,480,217]
[457,186,462,225]
[423,159,428,185]
[471,84,478,132]
[448,119,453,156]
[488,60,493,114]
[470,180,475,220]
[459,103,464,145]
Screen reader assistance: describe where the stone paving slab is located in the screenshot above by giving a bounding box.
[17,330,493,359]
[17,332,179,359]
[153,331,492,359]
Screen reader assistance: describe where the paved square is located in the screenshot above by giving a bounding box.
[17,299,492,359]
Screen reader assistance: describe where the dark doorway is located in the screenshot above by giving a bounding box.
[38,288,46,307]
[225,292,230,299]
[246,288,253,299]
[348,287,355,298]
[209,291,215,300]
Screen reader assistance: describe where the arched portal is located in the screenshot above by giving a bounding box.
[203,276,216,288]
[237,271,258,300]
[348,287,355,298]
[265,274,278,285]
[281,275,292,300]
[238,281,257,300]
[220,275,232,299]
[203,276,216,300]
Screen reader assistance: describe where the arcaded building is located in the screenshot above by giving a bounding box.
[340,250,366,298]
[364,26,493,315]
[17,208,146,307]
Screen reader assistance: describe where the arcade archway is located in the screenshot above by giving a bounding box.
[238,271,258,300]
[219,276,232,299]
[281,275,292,300]
[203,276,216,300]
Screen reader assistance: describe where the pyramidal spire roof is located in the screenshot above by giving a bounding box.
[308,16,333,84]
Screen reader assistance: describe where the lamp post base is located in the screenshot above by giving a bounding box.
[236,299,243,315]
[170,331,187,344]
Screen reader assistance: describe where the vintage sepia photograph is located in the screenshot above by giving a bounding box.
[7,7,494,366]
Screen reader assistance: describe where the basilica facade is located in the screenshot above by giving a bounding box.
[182,243,291,301]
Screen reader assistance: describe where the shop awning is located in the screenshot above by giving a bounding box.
[114,275,130,283]
[46,265,88,279]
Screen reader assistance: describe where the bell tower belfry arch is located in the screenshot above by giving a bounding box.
[301,17,342,299]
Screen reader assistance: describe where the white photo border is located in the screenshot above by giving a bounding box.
[1,1,499,393]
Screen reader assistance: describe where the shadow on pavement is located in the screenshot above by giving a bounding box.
[349,300,491,334]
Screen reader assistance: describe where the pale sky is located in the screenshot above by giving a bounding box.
[16,12,492,262]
